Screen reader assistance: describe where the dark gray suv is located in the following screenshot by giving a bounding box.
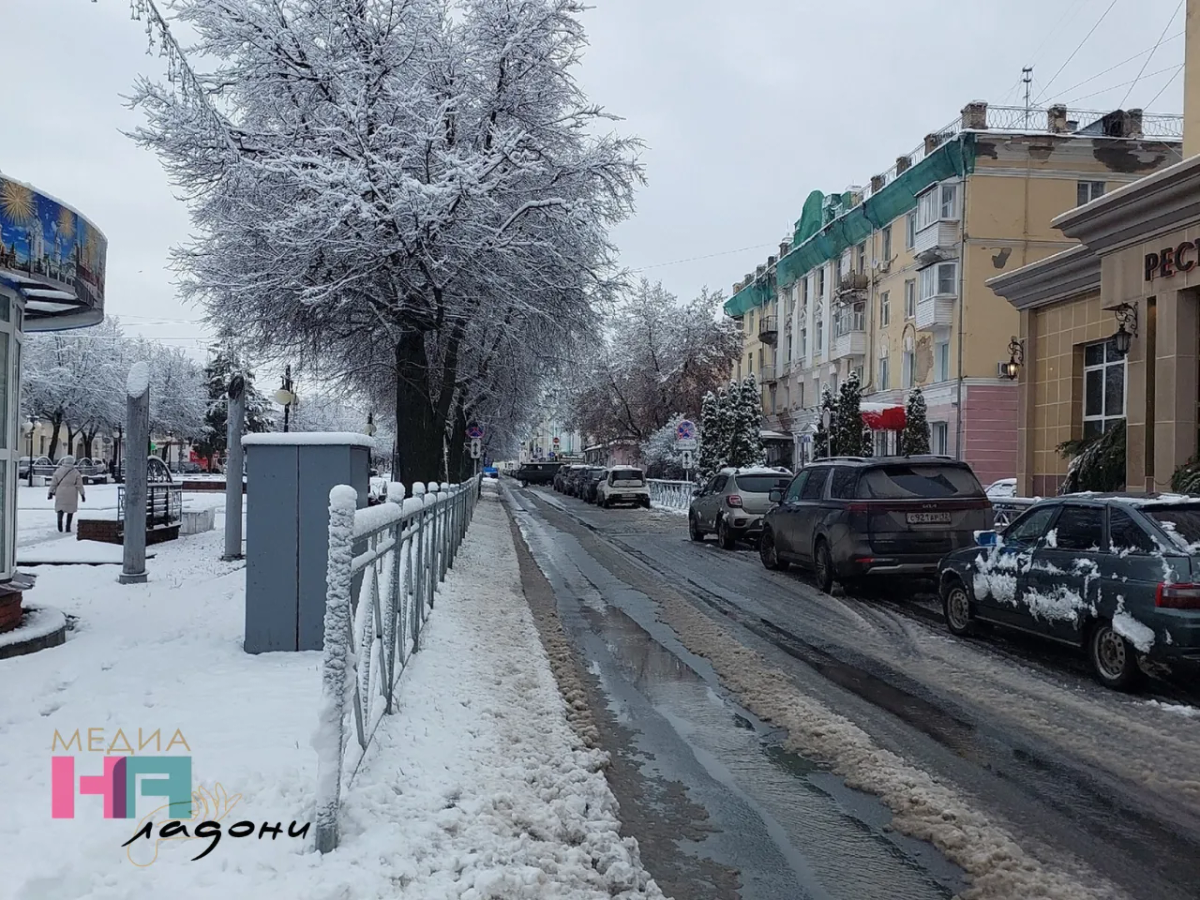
[759,456,991,593]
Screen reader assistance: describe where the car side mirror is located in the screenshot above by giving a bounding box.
[769,489,783,503]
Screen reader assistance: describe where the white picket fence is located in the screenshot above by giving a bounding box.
[314,477,481,853]
[647,479,696,512]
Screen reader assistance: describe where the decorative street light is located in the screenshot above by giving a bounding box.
[23,417,36,486]
[1105,302,1138,358]
[1002,337,1025,380]
[365,412,377,437]
[274,364,296,433]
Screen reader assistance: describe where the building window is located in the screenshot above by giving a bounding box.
[935,339,950,382]
[747,353,752,376]
[800,326,808,357]
[917,183,958,230]
[857,242,867,274]
[769,385,777,414]
[905,211,917,249]
[932,422,949,455]
[786,334,793,364]
[1077,181,1105,207]
[902,349,915,388]
[758,347,764,369]
[882,225,892,262]
[1083,339,1126,438]
[904,279,916,318]
[879,355,890,390]
[817,267,826,299]
[815,317,824,355]
[748,310,755,333]
[852,365,863,385]
[920,262,958,300]
[851,301,865,332]
[802,275,810,306]
[798,382,805,409]
[880,290,890,327]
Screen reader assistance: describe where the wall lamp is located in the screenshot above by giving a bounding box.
[1105,302,1138,357]
[1002,337,1024,380]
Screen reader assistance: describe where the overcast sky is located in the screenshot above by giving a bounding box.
[2,0,1188,357]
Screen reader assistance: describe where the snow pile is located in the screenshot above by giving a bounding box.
[972,545,1021,606]
[1,498,660,900]
[1112,597,1155,653]
[1140,700,1200,718]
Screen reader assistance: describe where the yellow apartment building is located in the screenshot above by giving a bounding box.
[726,100,1182,486]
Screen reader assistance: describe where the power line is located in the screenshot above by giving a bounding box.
[1050,31,1183,102]
[1066,63,1182,105]
[628,242,779,273]
[1035,0,1122,104]
[1120,0,1183,107]
[1146,65,1185,109]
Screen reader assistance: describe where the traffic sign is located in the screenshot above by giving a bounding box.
[552,436,560,445]
[680,449,693,470]
[676,420,696,441]
[466,423,485,439]
[470,438,481,459]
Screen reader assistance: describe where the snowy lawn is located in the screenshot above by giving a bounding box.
[1,492,660,899]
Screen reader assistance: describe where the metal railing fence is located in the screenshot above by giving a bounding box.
[314,477,481,853]
[647,479,696,512]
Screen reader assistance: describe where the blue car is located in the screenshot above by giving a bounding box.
[938,494,1200,690]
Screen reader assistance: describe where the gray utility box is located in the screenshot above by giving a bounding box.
[242,433,372,653]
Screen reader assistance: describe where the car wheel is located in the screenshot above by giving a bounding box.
[717,516,737,550]
[759,529,790,571]
[689,513,705,542]
[942,577,976,636]
[1088,620,1145,691]
[813,539,834,593]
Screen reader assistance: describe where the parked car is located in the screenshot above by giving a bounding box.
[939,494,1200,690]
[581,467,609,504]
[985,477,1018,499]
[758,456,991,593]
[690,466,792,548]
[514,461,561,487]
[555,465,585,493]
[18,457,31,478]
[596,466,651,509]
[482,466,499,480]
[566,466,592,497]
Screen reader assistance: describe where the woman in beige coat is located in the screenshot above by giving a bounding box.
[49,456,86,533]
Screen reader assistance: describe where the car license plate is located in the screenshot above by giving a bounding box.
[907,511,951,524]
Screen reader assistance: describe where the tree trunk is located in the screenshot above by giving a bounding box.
[446,401,468,483]
[47,413,63,462]
[82,427,96,460]
[392,331,444,488]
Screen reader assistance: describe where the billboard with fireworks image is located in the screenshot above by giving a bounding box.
[0,173,106,317]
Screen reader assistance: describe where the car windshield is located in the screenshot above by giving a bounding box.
[611,469,643,482]
[858,465,985,499]
[1143,506,1200,551]
[735,474,791,493]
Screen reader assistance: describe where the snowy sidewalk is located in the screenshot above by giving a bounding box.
[0,493,662,899]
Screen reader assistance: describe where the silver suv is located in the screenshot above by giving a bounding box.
[689,466,792,549]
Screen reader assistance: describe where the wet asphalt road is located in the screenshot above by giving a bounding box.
[506,483,1200,900]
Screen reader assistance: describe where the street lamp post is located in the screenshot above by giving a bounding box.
[274,365,296,433]
[23,417,35,486]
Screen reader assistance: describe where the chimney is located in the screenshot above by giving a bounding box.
[961,101,988,130]
[779,240,791,257]
[1124,108,1144,137]
[744,273,753,285]
[870,174,886,193]
[924,133,942,154]
[1047,104,1068,134]
[733,281,741,294]
[756,264,766,278]
[767,255,776,268]
[896,155,911,174]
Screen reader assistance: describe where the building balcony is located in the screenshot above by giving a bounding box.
[913,220,961,262]
[915,294,955,332]
[836,272,869,299]
[759,364,778,384]
[831,329,867,361]
[758,314,778,344]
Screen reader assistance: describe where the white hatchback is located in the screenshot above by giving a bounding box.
[596,467,650,509]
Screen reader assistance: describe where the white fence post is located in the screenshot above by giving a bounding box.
[314,485,357,855]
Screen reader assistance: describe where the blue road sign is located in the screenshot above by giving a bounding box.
[676,420,696,441]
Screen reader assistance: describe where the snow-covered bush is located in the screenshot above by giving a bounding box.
[900,387,931,456]
[1058,419,1126,494]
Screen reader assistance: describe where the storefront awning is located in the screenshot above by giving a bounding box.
[860,403,906,431]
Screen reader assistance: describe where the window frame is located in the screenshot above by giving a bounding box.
[880,290,890,327]
[935,339,950,382]
[800,466,831,501]
[902,349,915,389]
[1006,504,1058,546]
[1077,180,1106,207]
[931,422,949,455]
[920,262,958,302]
[905,211,917,249]
[1108,506,1155,555]
[1050,503,1105,552]
[882,225,892,262]
[879,355,890,391]
[904,279,916,319]
[1082,338,1126,438]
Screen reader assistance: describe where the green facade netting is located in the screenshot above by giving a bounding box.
[724,134,977,317]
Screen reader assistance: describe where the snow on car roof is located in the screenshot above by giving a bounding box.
[719,466,791,476]
[1029,492,1200,507]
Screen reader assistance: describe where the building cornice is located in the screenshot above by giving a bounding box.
[986,244,1101,311]
[1052,151,1200,253]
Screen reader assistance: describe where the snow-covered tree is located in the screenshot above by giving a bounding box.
[832,372,870,457]
[698,391,722,478]
[641,414,695,479]
[1059,420,1126,494]
[192,349,274,468]
[900,387,931,456]
[129,0,643,486]
[727,375,763,468]
[571,281,739,445]
[813,385,836,460]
